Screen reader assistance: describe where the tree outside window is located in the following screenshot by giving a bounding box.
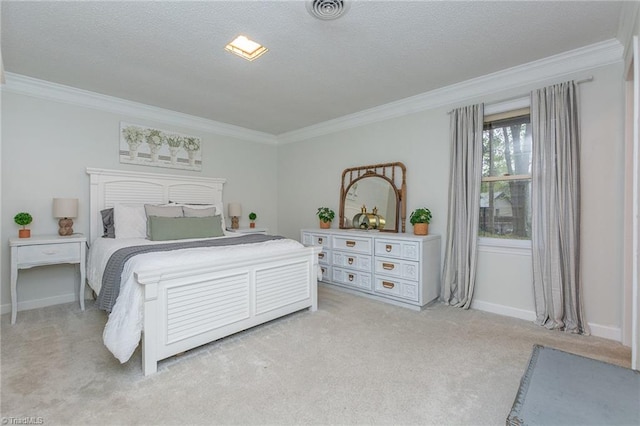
[480,113,532,239]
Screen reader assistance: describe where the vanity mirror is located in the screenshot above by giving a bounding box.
[339,162,407,233]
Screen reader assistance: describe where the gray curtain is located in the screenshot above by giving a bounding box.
[441,104,484,308]
[531,81,588,334]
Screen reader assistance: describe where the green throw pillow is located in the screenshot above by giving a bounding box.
[148,215,224,241]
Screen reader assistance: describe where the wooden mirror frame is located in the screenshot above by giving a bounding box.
[339,162,407,233]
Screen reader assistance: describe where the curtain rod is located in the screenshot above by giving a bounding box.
[447,76,594,114]
[575,76,594,84]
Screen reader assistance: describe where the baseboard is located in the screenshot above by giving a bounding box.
[470,299,622,342]
[587,323,622,342]
[0,293,78,315]
[470,299,537,321]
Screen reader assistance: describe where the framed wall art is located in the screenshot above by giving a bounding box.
[119,122,202,171]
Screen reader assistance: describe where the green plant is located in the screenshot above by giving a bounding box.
[409,208,432,225]
[248,212,257,221]
[14,212,33,229]
[316,207,335,223]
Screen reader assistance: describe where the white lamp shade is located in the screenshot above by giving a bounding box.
[228,202,242,217]
[53,198,78,218]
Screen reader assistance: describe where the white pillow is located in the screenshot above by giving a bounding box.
[183,206,216,217]
[114,203,147,239]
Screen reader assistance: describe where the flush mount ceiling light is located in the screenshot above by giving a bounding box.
[306,0,350,20]
[224,35,268,61]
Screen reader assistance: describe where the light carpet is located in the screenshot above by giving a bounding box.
[1,285,632,425]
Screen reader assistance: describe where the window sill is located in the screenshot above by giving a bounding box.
[478,237,531,256]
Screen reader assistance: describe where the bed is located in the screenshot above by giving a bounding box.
[86,167,321,375]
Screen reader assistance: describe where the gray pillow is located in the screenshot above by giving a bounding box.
[144,204,184,238]
[183,206,216,217]
[147,215,224,241]
[101,208,115,238]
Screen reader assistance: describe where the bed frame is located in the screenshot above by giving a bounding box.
[86,168,320,375]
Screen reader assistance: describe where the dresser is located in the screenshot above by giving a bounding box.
[301,229,441,310]
[9,234,87,324]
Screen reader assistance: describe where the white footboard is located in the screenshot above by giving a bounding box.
[135,246,321,375]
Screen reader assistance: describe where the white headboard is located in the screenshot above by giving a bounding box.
[86,168,226,243]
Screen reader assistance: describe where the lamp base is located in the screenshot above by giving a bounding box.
[231,216,239,229]
[58,218,74,236]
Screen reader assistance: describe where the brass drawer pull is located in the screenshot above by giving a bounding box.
[346,241,356,247]
[385,244,392,252]
[348,257,354,265]
[321,267,326,274]
[382,262,395,270]
[318,253,325,259]
[317,238,323,244]
[348,274,354,282]
[382,281,395,289]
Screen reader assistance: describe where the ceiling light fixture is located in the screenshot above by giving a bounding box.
[306,0,350,20]
[224,35,268,61]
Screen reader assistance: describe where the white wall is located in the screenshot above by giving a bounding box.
[1,50,627,341]
[1,91,278,313]
[277,62,625,340]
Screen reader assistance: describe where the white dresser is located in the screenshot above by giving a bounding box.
[301,229,441,310]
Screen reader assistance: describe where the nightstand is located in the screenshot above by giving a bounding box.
[9,234,87,324]
[226,227,268,235]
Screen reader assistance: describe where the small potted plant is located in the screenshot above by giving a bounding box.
[409,207,432,235]
[248,212,257,228]
[14,212,33,238]
[317,207,335,229]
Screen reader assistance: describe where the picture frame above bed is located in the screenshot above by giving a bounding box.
[119,122,202,171]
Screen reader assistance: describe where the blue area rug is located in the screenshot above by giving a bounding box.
[507,345,640,425]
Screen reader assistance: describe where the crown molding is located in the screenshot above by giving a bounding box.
[277,39,624,144]
[1,73,278,145]
[2,38,624,146]
[617,2,640,73]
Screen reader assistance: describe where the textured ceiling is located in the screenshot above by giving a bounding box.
[1,1,624,135]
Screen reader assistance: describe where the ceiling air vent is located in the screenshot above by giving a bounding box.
[306,0,350,20]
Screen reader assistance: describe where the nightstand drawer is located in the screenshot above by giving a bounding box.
[17,243,81,266]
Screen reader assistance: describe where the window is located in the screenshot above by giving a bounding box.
[480,109,532,240]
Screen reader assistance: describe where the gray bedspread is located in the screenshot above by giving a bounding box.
[97,234,285,312]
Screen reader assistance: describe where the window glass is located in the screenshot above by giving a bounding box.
[480,114,532,239]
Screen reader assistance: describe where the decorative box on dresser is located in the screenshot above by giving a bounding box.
[301,229,441,310]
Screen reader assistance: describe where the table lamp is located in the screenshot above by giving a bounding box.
[228,202,242,229]
[53,198,78,236]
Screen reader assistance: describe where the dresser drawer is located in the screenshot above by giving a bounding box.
[333,252,371,272]
[374,257,419,281]
[17,242,81,266]
[375,239,420,261]
[313,234,331,250]
[333,267,372,291]
[303,232,331,250]
[319,265,332,282]
[374,278,419,302]
[332,235,372,255]
[317,249,331,266]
